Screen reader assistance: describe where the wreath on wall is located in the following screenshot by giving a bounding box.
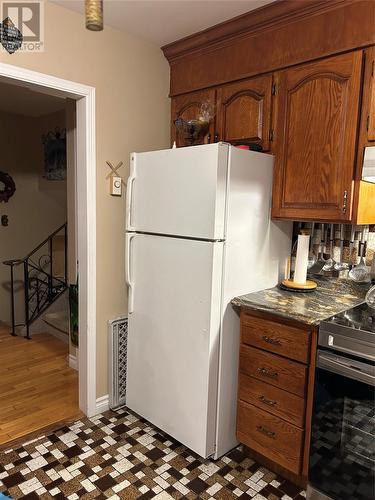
[0,171,16,203]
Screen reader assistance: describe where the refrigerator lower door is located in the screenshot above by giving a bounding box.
[126,232,224,458]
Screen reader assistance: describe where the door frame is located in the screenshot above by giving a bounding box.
[0,62,97,416]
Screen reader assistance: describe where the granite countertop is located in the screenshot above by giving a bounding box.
[231,277,371,325]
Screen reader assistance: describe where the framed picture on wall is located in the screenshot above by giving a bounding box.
[42,127,67,181]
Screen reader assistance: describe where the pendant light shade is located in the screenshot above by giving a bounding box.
[85,0,103,31]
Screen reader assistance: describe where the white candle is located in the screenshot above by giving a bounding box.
[294,234,310,284]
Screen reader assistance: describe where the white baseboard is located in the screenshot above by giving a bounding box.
[68,354,78,371]
[95,395,110,414]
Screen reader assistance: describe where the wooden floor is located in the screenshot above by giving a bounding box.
[0,324,82,446]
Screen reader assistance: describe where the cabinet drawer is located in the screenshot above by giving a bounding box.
[237,400,303,474]
[238,373,305,427]
[241,314,310,363]
[240,345,307,397]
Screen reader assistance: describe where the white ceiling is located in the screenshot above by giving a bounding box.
[0,81,66,117]
[52,0,276,46]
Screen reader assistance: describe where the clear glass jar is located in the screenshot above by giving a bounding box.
[365,285,375,309]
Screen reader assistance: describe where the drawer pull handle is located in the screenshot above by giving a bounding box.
[256,425,276,439]
[259,395,277,407]
[262,335,281,346]
[258,367,278,379]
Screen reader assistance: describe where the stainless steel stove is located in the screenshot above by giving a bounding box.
[307,303,375,500]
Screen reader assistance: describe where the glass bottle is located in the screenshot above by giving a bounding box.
[365,285,375,309]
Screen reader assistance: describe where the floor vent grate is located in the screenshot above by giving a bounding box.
[108,316,128,410]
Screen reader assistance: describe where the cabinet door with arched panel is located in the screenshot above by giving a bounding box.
[216,75,273,150]
[272,51,363,221]
[171,89,216,147]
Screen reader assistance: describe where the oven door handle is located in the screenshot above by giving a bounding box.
[318,352,375,386]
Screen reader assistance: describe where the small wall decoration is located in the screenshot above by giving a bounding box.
[0,171,16,203]
[106,161,126,196]
[0,17,23,54]
[42,127,67,180]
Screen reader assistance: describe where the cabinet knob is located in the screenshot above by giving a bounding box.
[259,395,277,407]
[256,425,276,439]
[257,367,278,379]
[214,133,219,142]
[262,335,281,346]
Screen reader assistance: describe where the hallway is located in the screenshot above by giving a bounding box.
[0,324,82,446]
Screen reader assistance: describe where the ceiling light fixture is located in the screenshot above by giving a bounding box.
[85,0,103,31]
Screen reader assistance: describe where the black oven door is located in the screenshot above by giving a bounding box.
[309,350,375,500]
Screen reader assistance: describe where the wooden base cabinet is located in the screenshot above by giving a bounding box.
[237,310,318,486]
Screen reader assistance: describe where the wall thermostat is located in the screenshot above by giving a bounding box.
[110,176,122,196]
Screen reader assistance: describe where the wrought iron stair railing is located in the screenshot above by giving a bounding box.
[3,222,68,339]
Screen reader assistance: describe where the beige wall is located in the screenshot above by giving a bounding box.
[0,1,171,397]
[0,109,67,323]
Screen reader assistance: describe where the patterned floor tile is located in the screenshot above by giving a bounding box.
[0,408,306,499]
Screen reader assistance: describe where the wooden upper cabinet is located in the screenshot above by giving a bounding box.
[352,47,375,225]
[216,76,273,150]
[366,48,375,142]
[356,47,375,170]
[272,51,363,221]
[171,89,216,147]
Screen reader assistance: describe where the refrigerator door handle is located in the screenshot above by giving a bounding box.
[126,159,136,231]
[125,233,136,314]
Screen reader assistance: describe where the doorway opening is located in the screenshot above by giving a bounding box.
[0,81,80,443]
[0,62,97,446]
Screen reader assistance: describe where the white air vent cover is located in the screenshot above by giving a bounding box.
[108,316,128,409]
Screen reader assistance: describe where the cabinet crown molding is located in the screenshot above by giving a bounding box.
[162,0,353,62]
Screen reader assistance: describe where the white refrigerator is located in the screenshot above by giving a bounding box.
[125,143,291,459]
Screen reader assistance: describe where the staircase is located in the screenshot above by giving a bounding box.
[3,223,68,339]
[26,289,70,344]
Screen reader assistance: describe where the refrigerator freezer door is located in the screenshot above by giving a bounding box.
[126,233,224,458]
[126,143,228,240]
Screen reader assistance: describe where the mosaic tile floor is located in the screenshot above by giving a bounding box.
[0,408,306,499]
